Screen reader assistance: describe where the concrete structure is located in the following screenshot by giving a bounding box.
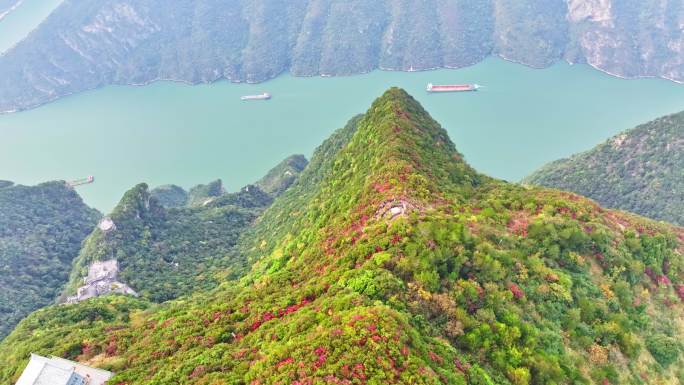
[375,199,417,220]
[97,218,115,232]
[66,260,137,304]
[15,354,112,385]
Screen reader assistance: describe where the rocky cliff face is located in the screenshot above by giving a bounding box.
[566,0,684,80]
[0,0,682,112]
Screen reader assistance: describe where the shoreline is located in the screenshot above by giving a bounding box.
[0,0,24,22]
[1,55,683,115]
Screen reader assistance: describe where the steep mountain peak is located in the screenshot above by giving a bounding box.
[110,183,165,222]
[187,179,225,206]
[325,88,483,205]
[255,154,308,197]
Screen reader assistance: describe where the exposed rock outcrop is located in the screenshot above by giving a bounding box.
[66,260,137,304]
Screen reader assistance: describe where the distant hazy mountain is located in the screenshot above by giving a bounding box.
[0,181,99,340]
[0,0,682,112]
[525,111,684,226]
[0,0,21,21]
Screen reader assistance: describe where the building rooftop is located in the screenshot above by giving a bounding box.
[15,354,113,385]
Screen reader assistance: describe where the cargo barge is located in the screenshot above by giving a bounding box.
[426,83,480,92]
[241,93,271,101]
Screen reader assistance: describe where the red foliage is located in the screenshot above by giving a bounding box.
[391,234,402,245]
[352,363,367,380]
[276,357,293,368]
[428,351,444,364]
[657,275,672,286]
[250,320,263,331]
[509,283,524,300]
[374,182,391,193]
[454,358,468,373]
[676,285,684,302]
[81,342,95,356]
[426,240,437,250]
[396,109,410,119]
[203,336,215,347]
[105,337,117,356]
[508,215,529,237]
[645,267,658,283]
[250,297,315,332]
[313,347,328,369]
[189,365,207,379]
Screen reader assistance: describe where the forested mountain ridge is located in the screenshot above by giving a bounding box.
[1,89,683,384]
[0,0,683,112]
[62,181,270,303]
[524,111,684,226]
[0,181,100,340]
[62,155,307,303]
[255,154,308,197]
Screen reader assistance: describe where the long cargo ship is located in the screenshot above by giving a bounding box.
[241,93,271,101]
[426,83,480,92]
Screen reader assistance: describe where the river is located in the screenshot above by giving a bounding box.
[1,57,683,211]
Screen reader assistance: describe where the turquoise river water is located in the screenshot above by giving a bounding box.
[1,57,683,211]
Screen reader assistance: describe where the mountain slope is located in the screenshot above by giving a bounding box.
[1,89,684,385]
[150,184,188,208]
[0,181,100,340]
[0,0,21,21]
[0,0,683,112]
[524,111,684,226]
[63,181,271,303]
[255,154,308,197]
[63,155,307,303]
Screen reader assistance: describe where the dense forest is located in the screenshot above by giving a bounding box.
[525,111,684,226]
[1,0,683,112]
[0,181,100,340]
[63,156,307,303]
[1,89,682,384]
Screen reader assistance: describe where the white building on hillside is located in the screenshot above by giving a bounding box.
[15,354,113,385]
[66,260,137,304]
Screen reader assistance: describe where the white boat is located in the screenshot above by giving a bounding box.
[241,93,271,101]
